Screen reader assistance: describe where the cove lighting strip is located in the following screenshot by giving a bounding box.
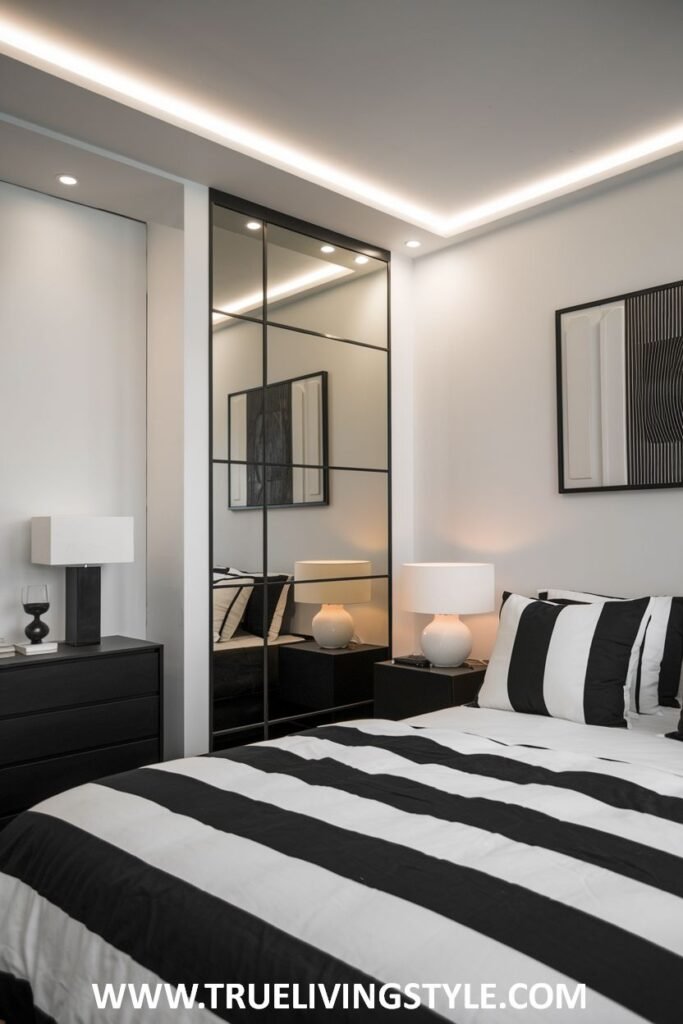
[212,263,351,324]
[2,18,683,239]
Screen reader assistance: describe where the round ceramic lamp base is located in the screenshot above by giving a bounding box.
[421,614,472,667]
[312,604,354,649]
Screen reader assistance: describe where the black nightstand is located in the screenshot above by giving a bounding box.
[374,660,486,720]
[0,636,163,831]
[278,641,389,711]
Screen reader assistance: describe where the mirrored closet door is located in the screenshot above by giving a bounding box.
[210,192,391,750]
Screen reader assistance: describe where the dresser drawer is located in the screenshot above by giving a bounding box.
[0,696,159,768]
[0,738,160,817]
[0,650,160,717]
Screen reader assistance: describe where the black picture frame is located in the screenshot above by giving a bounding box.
[556,278,683,493]
[227,370,330,510]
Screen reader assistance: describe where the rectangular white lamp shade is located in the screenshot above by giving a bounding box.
[294,560,372,605]
[402,562,494,614]
[31,516,134,566]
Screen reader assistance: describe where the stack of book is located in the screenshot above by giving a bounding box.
[0,638,15,659]
[14,641,59,656]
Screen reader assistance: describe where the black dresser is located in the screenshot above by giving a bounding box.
[0,636,163,831]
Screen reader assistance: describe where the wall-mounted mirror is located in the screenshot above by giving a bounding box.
[210,193,391,751]
[557,278,683,492]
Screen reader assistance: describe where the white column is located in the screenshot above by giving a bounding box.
[390,255,419,656]
[183,182,210,755]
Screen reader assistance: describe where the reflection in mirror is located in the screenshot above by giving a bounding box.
[213,463,263,572]
[266,225,388,347]
[210,195,390,750]
[287,575,389,648]
[212,320,262,461]
[268,327,388,470]
[228,372,329,508]
[212,206,263,321]
[268,468,389,577]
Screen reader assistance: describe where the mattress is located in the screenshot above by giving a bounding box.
[1,706,682,1023]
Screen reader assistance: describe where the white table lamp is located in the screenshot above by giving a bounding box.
[294,560,372,649]
[31,516,134,646]
[402,562,495,667]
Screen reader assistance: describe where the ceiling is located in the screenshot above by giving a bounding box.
[1,0,682,252]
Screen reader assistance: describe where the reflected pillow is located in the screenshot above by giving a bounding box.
[538,589,683,712]
[479,594,650,727]
[229,569,291,642]
[213,572,254,643]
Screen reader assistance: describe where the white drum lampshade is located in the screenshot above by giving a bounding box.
[31,516,134,646]
[294,560,372,649]
[402,562,495,667]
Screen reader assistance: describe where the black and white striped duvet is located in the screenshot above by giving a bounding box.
[1,713,682,1023]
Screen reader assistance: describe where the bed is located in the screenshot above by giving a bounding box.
[1,703,681,1023]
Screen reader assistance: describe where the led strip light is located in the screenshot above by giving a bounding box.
[2,17,683,240]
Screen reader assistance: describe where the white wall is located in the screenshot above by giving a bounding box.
[412,163,683,657]
[0,182,147,643]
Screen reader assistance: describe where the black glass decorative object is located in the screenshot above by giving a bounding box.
[22,584,50,644]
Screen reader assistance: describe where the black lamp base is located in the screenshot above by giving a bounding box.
[65,566,101,646]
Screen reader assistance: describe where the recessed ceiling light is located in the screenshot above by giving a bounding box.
[246,220,261,231]
[320,244,335,254]
[405,239,421,248]
[354,255,369,265]
[57,174,78,186]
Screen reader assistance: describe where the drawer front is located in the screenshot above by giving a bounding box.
[0,650,160,717]
[0,738,160,817]
[0,696,159,768]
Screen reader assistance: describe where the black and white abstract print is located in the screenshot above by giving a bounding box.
[558,279,683,491]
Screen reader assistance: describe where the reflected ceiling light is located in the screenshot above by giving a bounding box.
[2,19,683,239]
[404,239,421,248]
[213,262,351,324]
[320,244,335,254]
[354,255,369,265]
[245,220,261,230]
[57,173,78,185]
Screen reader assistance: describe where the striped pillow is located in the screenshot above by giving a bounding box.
[479,594,650,727]
[213,573,255,643]
[539,589,683,712]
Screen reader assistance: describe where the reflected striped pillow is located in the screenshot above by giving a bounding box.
[213,573,255,643]
[479,594,650,727]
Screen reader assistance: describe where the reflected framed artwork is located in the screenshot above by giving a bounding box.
[228,370,329,509]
